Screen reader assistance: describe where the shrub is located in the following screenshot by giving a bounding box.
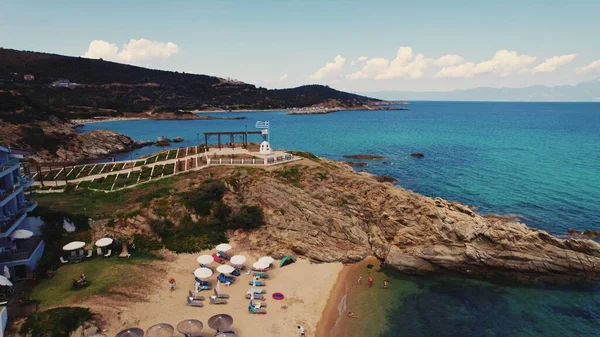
[229,205,265,230]
[276,165,303,186]
[182,180,228,216]
[20,307,93,337]
[149,218,174,237]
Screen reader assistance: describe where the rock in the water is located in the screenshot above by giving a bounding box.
[156,136,171,146]
[345,161,368,167]
[173,137,184,143]
[411,152,424,158]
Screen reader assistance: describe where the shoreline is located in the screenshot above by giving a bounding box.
[315,257,381,337]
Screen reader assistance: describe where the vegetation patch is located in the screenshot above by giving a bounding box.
[288,150,320,161]
[276,165,303,186]
[20,307,93,337]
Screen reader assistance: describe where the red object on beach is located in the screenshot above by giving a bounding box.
[272,292,285,300]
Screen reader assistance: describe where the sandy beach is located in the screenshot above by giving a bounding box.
[101,250,343,336]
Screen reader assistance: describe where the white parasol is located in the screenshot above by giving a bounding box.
[95,237,113,247]
[10,229,33,240]
[62,241,86,251]
[252,261,269,270]
[216,265,235,275]
[230,255,246,265]
[258,256,275,265]
[0,275,12,287]
[197,254,214,265]
[193,267,213,279]
[215,243,232,252]
[3,266,9,279]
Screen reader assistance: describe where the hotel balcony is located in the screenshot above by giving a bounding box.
[0,236,44,263]
[0,208,27,237]
[0,158,19,179]
[0,182,23,207]
[19,175,34,188]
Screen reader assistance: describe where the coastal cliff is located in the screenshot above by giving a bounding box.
[86,156,600,283]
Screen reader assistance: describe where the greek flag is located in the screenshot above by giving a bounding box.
[255,121,269,129]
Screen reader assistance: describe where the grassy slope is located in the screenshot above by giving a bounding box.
[31,257,153,308]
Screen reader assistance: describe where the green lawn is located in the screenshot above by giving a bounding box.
[31,257,152,308]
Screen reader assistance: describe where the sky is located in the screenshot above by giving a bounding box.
[2,0,600,92]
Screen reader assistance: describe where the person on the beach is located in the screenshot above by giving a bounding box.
[169,278,176,292]
[348,311,359,318]
[297,325,306,336]
[383,279,389,288]
[357,276,363,284]
[368,275,373,287]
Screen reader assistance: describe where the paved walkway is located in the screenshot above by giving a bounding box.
[34,147,299,188]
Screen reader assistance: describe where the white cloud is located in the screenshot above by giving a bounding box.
[351,56,368,66]
[347,46,432,80]
[577,59,600,74]
[83,40,119,61]
[83,38,179,63]
[278,73,288,81]
[308,55,346,81]
[435,50,536,78]
[434,54,464,67]
[532,54,577,73]
[347,58,389,79]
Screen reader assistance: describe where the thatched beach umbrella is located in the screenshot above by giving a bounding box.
[145,323,174,337]
[207,314,233,331]
[115,327,144,337]
[176,319,203,337]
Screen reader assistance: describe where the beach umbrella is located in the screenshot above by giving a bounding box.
[215,243,232,252]
[193,267,213,279]
[230,255,246,265]
[207,314,233,331]
[0,275,12,287]
[258,256,275,265]
[10,229,33,240]
[145,323,174,337]
[62,241,86,251]
[252,261,269,270]
[216,265,235,275]
[197,254,214,265]
[3,266,10,279]
[176,319,203,336]
[115,328,144,337]
[88,334,107,337]
[95,237,113,247]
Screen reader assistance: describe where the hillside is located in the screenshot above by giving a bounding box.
[0,48,378,160]
[361,78,600,101]
[0,48,378,118]
[37,156,600,283]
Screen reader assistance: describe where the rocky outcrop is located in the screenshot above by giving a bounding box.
[411,152,424,158]
[218,159,600,283]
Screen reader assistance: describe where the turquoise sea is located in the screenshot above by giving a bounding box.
[83,102,600,336]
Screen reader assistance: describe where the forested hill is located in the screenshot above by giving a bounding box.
[0,48,377,120]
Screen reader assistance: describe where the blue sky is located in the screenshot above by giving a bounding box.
[2,0,600,92]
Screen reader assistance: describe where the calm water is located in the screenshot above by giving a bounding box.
[83,102,600,336]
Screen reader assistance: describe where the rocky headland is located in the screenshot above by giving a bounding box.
[99,156,600,283]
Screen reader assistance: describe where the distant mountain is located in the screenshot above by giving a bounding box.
[361,78,600,102]
[0,48,378,120]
